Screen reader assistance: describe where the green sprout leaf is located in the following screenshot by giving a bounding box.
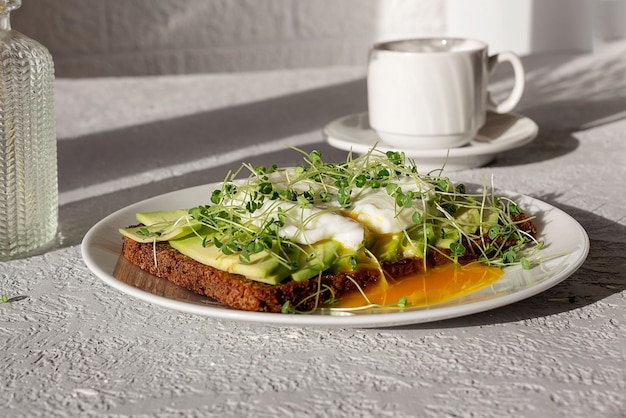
[509,203,522,216]
[348,256,358,271]
[488,225,501,240]
[211,189,222,204]
[502,248,517,264]
[281,301,292,314]
[449,242,466,258]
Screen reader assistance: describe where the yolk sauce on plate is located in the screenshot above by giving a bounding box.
[336,262,504,309]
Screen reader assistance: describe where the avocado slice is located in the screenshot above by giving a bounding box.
[482,209,500,227]
[435,207,501,249]
[119,209,203,243]
[119,219,203,243]
[169,234,293,285]
[370,233,402,262]
[370,225,433,261]
[135,209,191,226]
[291,240,342,282]
[328,247,373,274]
[454,207,481,234]
[169,233,345,284]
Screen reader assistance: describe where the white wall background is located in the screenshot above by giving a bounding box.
[445,0,626,55]
[10,0,625,78]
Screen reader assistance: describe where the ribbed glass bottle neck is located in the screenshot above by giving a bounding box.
[0,0,21,12]
[0,0,22,14]
[0,0,21,31]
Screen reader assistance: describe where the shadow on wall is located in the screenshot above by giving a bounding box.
[10,0,626,77]
[445,0,626,55]
[529,0,592,52]
[56,78,367,194]
[12,0,442,77]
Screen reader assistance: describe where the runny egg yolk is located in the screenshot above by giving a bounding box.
[336,263,504,309]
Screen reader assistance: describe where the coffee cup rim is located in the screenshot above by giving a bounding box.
[372,37,488,54]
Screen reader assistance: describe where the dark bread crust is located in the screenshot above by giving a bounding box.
[121,237,381,312]
[121,213,537,313]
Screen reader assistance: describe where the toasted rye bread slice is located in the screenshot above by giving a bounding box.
[121,213,537,313]
[121,237,382,312]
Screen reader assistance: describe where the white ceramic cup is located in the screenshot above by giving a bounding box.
[367,38,525,150]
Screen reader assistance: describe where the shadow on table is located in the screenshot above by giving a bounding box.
[57,78,367,193]
[391,199,626,330]
[489,96,626,168]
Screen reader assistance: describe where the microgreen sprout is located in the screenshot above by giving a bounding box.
[323,294,340,306]
[281,300,293,314]
[449,242,466,259]
[136,227,160,238]
[348,256,358,271]
[0,294,27,303]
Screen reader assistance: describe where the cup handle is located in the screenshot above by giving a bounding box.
[487,51,525,114]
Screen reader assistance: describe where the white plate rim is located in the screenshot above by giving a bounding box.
[82,184,589,328]
[323,111,539,158]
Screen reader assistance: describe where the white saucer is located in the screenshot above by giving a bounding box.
[323,112,538,171]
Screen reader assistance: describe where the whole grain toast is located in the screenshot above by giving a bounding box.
[121,236,382,312]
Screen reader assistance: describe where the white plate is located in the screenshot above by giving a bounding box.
[82,184,589,328]
[324,112,539,171]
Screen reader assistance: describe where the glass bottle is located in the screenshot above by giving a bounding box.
[0,0,57,259]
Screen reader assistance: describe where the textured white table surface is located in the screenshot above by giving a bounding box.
[2,43,625,417]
